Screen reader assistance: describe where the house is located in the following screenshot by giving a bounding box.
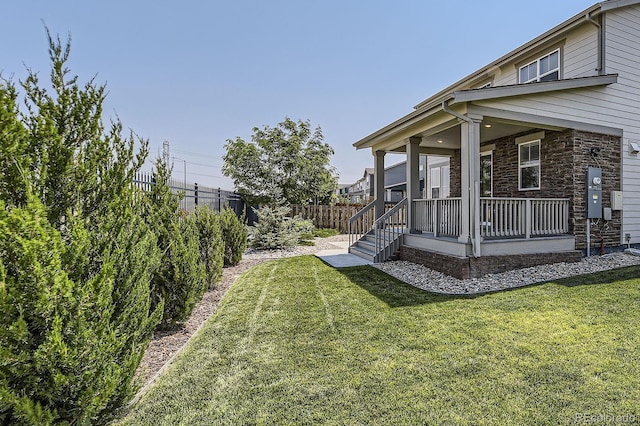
[348,0,640,279]
[344,168,374,203]
[341,159,433,204]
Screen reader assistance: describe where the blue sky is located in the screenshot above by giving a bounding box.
[1,1,597,188]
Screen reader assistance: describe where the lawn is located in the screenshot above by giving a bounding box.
[117,256,640,425]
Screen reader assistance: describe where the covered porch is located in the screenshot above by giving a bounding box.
[349,86,623,275]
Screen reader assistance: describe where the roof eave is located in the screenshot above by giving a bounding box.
[452,74,618,103]
[352,98,452,149]
[412,3,603,110]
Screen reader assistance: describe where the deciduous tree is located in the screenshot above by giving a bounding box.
[223,117,338,206]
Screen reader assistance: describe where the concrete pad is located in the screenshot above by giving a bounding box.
[328,241,350,249]
[315,249,372,267]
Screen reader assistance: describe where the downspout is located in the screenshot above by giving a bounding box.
[442,100,481,258]
[586,11,605,75]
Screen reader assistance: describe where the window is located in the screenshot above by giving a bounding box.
[480,152,493,196]
[519,140,540,190]
[519,49,560,83]
[428,163,450,199]
[430,168,441,199]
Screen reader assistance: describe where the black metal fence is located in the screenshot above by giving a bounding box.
[134,171,246,219]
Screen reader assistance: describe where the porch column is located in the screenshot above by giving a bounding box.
[459,115,482,257]
[406,137,421,233]
[374,150,385,219]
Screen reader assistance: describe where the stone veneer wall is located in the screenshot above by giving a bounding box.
[398,246,582,279]
[447,129,621,250]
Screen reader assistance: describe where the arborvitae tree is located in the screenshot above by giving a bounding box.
[0,197,161,425]
[219,207,247,266]
[0,31,162,423]
[0,81,30,206]
[143,158,207,328]
[192,205,224,287]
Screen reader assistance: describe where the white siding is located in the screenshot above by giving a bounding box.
[474,5,640,244]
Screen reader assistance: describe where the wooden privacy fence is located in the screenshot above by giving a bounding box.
[290,205,360,233]
[290,203,396,233]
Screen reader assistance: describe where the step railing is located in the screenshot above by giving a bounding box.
[374,198,408,262]
[348,200,376,247]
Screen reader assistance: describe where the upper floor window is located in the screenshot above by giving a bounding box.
[519,49,560,83]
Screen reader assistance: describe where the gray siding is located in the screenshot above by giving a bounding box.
[492,22,598,87]
[473,5,640,243]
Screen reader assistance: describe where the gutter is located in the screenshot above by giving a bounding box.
[441,100,481,258]
[585,11,605,75]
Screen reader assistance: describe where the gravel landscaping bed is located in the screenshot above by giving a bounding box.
[374,251,640,295]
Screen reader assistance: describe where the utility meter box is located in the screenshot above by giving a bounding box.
[586,167,602,219]
[611,191,623,210]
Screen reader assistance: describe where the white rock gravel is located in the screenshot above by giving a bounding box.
[373,252,640,295]
[243,233,351,260]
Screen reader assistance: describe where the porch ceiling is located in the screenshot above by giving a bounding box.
[389,119,552,154]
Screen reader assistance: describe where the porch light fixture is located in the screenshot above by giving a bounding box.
[484,124,492,128]
[437,140,444,144]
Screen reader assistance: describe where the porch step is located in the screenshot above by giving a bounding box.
[349,244,375,262]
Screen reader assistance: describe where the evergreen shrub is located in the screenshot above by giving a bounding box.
[249,207,314,250]
[219,208,247,266]
[192,205,224,288]
[144,160,206,328]
[0,198,160,425]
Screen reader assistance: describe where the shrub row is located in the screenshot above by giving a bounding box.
[0,34,247,424]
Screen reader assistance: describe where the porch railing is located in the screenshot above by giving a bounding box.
[412,197,570,239]
[480,198,569,238]
[413,198,462,237]
[374,198,408,262]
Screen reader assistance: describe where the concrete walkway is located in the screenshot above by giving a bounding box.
[315,241,372,268]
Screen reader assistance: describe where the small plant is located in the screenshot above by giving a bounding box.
[219,208,248,266]
[313,228,339,238]
[249,207,320,249]
[192,206,224,288]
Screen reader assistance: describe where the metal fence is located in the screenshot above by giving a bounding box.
[134,171,246,219]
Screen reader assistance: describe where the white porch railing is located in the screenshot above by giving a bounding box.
[413,198,462,237]
[480,198,569,238]
[413,197,570,239]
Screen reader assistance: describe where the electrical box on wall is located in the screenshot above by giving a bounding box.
[586,167,602,219]
[611,191,623,210]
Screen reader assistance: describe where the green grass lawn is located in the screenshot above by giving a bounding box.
[117,256,640,425]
